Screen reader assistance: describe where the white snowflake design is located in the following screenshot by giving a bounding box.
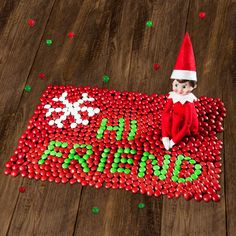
[44,91,100,128]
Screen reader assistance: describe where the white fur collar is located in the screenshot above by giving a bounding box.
[168,91,197,104]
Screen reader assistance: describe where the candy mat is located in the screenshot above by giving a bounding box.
[4,85,226,202]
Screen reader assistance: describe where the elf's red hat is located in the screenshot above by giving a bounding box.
[171,32,197,81]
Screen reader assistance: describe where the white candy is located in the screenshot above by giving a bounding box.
[62,92,68,97]
[70,123,77,128]
[76,119,82,124]
[81,106,87,112]
[55,108,62,112]
[94,108,100,113]
[87,107,93,112]
[49,120,54,126]
[46,112,51,117]
[57,123,63,128]
[44,104,51,109]
[61,115,67,121]
[88,97,95,102]
[45,91,100,128]
[88,111,95,117]
[82,120,89,125]
[55,119,62,124]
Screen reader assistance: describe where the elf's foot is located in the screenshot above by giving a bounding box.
[162,137,170,150]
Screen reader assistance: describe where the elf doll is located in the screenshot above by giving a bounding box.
[161,32,199,150]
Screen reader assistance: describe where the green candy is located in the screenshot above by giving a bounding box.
[171,176,178,182]
[62,163,68,169]
[38,159,44,164]
[92,207,100,214]
[97,167,104,172]
[124,169,130,174]
[138,172,145,178]
[112,163,118,168]
[46,39,53,45]
[124,148,130,154]
[140,162,146,167]
[41,154,48,160]
[117,168,124,172]
[103,75,110,83]
[114,158,120,163]
[195,164,202,170]
[154,170,161,176]
[56,152,62,157]
[130,149,136,154]
[24,85,31,92]
[146,20,153,27]
[83,167,90,172]
[127,158,134,164]
[139,167,146,173]
[110,168,117,173]
[138,203,145,209]
[148,154,155,160]
[159,175,166,180]
[62,142,68,148]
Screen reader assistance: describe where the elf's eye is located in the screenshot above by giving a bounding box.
[182,85,186,89]
[175,84,178,87]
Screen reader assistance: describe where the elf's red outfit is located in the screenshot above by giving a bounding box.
[161,91,199,144]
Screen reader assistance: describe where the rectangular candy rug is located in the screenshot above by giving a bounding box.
[4,85,226,202]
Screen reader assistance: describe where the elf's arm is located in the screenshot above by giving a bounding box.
[171,103,193,144]
[161,98,173,137]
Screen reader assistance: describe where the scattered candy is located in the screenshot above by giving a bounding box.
[39,73,46,79]
[92,207,100,214]
[4,85,226,202]
[46,39,53,45]
[24,85,31,92]
[146,21,153,28]
[199,12,206,19]
[68,32,75,39]
[103,75,110,83]
[19,186,26,193]
[153,63,160,71]
[28,19,36,27]
[138,203,145,209]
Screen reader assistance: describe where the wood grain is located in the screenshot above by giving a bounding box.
[0,1,55,235]
[161,1,230,235]
[0,0,234,235]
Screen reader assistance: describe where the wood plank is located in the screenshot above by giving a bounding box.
[161,1,230,235]
[0,0,55,115]
[222,1,236,235]
[0,1,55,235]
[6,0,112,235]
[73,1,189,236]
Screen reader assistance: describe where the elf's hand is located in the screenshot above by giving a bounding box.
[162,137,170,150]
[169,140,175,149]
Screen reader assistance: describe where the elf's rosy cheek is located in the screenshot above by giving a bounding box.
[173,88,178,92]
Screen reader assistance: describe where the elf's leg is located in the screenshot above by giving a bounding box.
[170,116,183,148]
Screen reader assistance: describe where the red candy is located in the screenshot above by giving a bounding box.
[68,32,75,39]
[19,186,26,193]
[39,73,46,79]
[28,19,36,27]
[153,63,160,71]
[4,85,226,202]
[199,12,206,19]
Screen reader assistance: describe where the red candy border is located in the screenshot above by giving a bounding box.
[4,85,226,202]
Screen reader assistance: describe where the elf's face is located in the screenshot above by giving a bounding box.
[172,80,194,95]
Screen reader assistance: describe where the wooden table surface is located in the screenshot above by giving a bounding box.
[0,1,235,236]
